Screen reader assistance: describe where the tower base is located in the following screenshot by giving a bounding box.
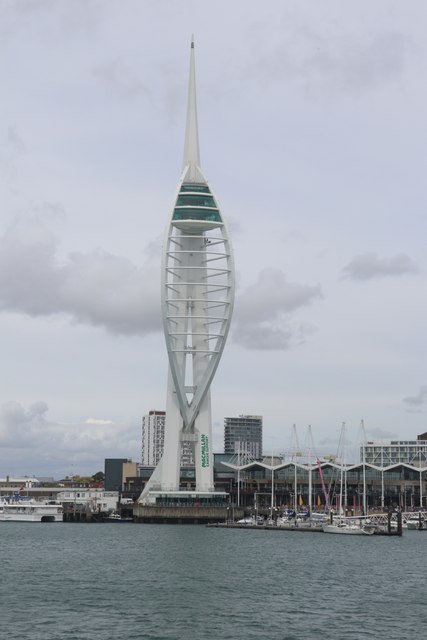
[133,491,241,524]
[138,490,228,507]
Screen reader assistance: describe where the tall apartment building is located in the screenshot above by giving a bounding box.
[142,411,165,466]
[224,415,263,459]
[141,410,194,467]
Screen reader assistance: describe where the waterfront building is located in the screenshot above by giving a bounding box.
[104,458,130,492]
[361,439,427,466]
[224,415,263,459]
[57,489,119,513]
[220,458,427,511]
[134,451,427,511]
[139,39,234,504]
[0,476,41,490]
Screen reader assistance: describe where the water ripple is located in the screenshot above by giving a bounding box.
[0,524,426,639]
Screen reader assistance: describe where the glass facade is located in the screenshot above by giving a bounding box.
[180,183,211,193]
[173,208,222,223]
[172,182,222,224]
[224,415,263,459]
[176,194,216,207]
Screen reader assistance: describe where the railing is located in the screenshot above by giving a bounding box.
[152,501,229,508]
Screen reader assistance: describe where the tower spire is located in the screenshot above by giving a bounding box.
[182,35,201,171]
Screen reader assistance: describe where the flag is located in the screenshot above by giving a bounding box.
[317,494,321,506]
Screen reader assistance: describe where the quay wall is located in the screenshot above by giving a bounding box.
[134,505,245,524]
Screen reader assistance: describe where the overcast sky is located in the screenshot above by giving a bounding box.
[1,0,427,478]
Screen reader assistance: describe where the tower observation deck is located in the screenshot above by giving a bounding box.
[139,38,235,506]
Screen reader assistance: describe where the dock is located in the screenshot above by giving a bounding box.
[207,511,404,535]
[207,522,323,532]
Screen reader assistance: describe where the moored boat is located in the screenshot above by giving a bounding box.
[0,497,63,522]
[236,515,264,525]
[405,514,427,530]
[103,513,133,523]
[323,519,375,536]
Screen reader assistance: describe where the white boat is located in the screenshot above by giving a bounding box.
[405,515,427,530]
[104,513,133,523]
[276,512,313,527]
[322,424,374,536]
[323,520,375,536]
[0,497,63,522]
[236,516,264,525]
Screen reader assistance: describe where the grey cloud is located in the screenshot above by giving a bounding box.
[144,236,163,260]
[306,32,410,93]
[319,437,339,446]
[0,125,28,193]
[233,323,294,351]
[282,230,306,244]
[93,59,150,100]
[251,27,411,96]
[0,222,161,336]
[366,427,397,439]
[0,0,55,33]
[2,0,56,14]
[0,225,61,315]
[0,401,139,477]
[343,252,418,281]
[0,0,103,38]
[0,223,323,347]
[61,250,160,334]
[92,57,183,127]
[236,268,322,322]
[7,125,27,154]
[225,217,242,238]
[33,201,66,221]
[232,268,322,350]
[403,386,427,407]
[0,401,49,447]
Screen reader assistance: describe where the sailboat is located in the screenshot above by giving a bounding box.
[322,423,375,536]
[323,519,375,535]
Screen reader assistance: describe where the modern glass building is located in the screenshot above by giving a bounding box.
[104,458,129,492]
[139,39,234,504]
[224,415,263,459]
[218,459,427,511]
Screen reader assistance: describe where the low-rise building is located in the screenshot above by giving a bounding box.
[57,489,119,513]
[361,439,427,466]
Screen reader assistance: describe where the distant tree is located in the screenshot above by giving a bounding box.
[92,471,105,483]
[74,476,92,484]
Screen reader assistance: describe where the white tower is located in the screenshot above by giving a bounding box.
[140,38,234,504]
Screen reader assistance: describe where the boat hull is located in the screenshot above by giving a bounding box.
[323,524,374,535]
[406,519,427,530]
[103,515,133,523]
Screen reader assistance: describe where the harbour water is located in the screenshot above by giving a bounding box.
[1,522,425,639]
